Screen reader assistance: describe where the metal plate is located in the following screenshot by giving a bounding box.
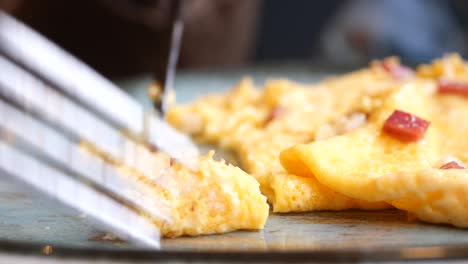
[2,66,468,262]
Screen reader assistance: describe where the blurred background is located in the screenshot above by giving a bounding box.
[2,0,468,80]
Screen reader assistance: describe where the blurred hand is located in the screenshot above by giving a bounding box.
[98,0,240,31]
[0,0,22,12]
[6,0,260,77]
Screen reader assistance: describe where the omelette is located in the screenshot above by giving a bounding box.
[168,58,408,212]
[168,54,468,229]
[84,142,268,238]
[280,54,468,227]
[157,152,269,237]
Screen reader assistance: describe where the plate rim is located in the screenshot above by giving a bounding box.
[2,239,468,262]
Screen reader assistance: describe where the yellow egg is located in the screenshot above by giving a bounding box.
[375,168,468,228]
[281,78,468,227]
[269,173,390,213]
[158,152,269,237]
[167,54,468,228]
[280,83,439,201]
[168,67,402,212]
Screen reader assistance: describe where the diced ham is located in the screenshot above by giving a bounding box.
[438,79,468,97]
[265,106,283,124]
[148,145,158,153]
[439,161,465,170]
[170,157,176,167]
[381,61,414,80]
[383,110,430,141]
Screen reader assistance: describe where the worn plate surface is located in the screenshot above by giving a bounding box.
[1,66,468,262]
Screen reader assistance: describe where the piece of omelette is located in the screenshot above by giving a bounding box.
[280,54,468,227]
[85,141,269,238]
[167,59,414,212]
[156,152,269,237]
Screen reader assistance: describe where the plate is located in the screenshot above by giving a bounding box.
[1,65,468,262]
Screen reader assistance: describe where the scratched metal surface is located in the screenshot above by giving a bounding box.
[1,65,468,259]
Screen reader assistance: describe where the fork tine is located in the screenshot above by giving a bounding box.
[0,99,171,223]
[0,53,172,247]
[0,55,171,179]
[0,141,160,248]
[0,10,198,168]
[0,11,144,133]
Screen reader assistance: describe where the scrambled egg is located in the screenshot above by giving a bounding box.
[85,142,268,238]
[168,62,404,212]
[158,152,269,237]
[280,83,440,201]
[169,54,468,228]
[280,55,468,227]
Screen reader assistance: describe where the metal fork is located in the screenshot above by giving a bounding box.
[0,11,197,248]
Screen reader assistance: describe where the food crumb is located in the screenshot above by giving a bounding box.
[264,106,284,125]
[78,213,87,219]
[89,232,126,246]
[440,161,465,170]
[41,245,53,255]
[147,144,159,153]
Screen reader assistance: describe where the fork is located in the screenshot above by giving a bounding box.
[0,10,197,248]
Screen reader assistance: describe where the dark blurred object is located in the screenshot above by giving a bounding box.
[2,0,260,79]
[98,0,175,30]
[2,0,468,77]
[450,0,468,36]
[0,0,19,12]
[151,0,183,115]
[255,0,343,62]
[319,0,468,65]
[255,0,468,66]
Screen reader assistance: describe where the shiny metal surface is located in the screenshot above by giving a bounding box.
[0,55,131,162]
[0,99,170,225]
[0,11,144,133]
[0,55,163,247]
[159,0,184,116]
[0,11,198,168]
[0,143,160,248]
[0,11,199,246]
